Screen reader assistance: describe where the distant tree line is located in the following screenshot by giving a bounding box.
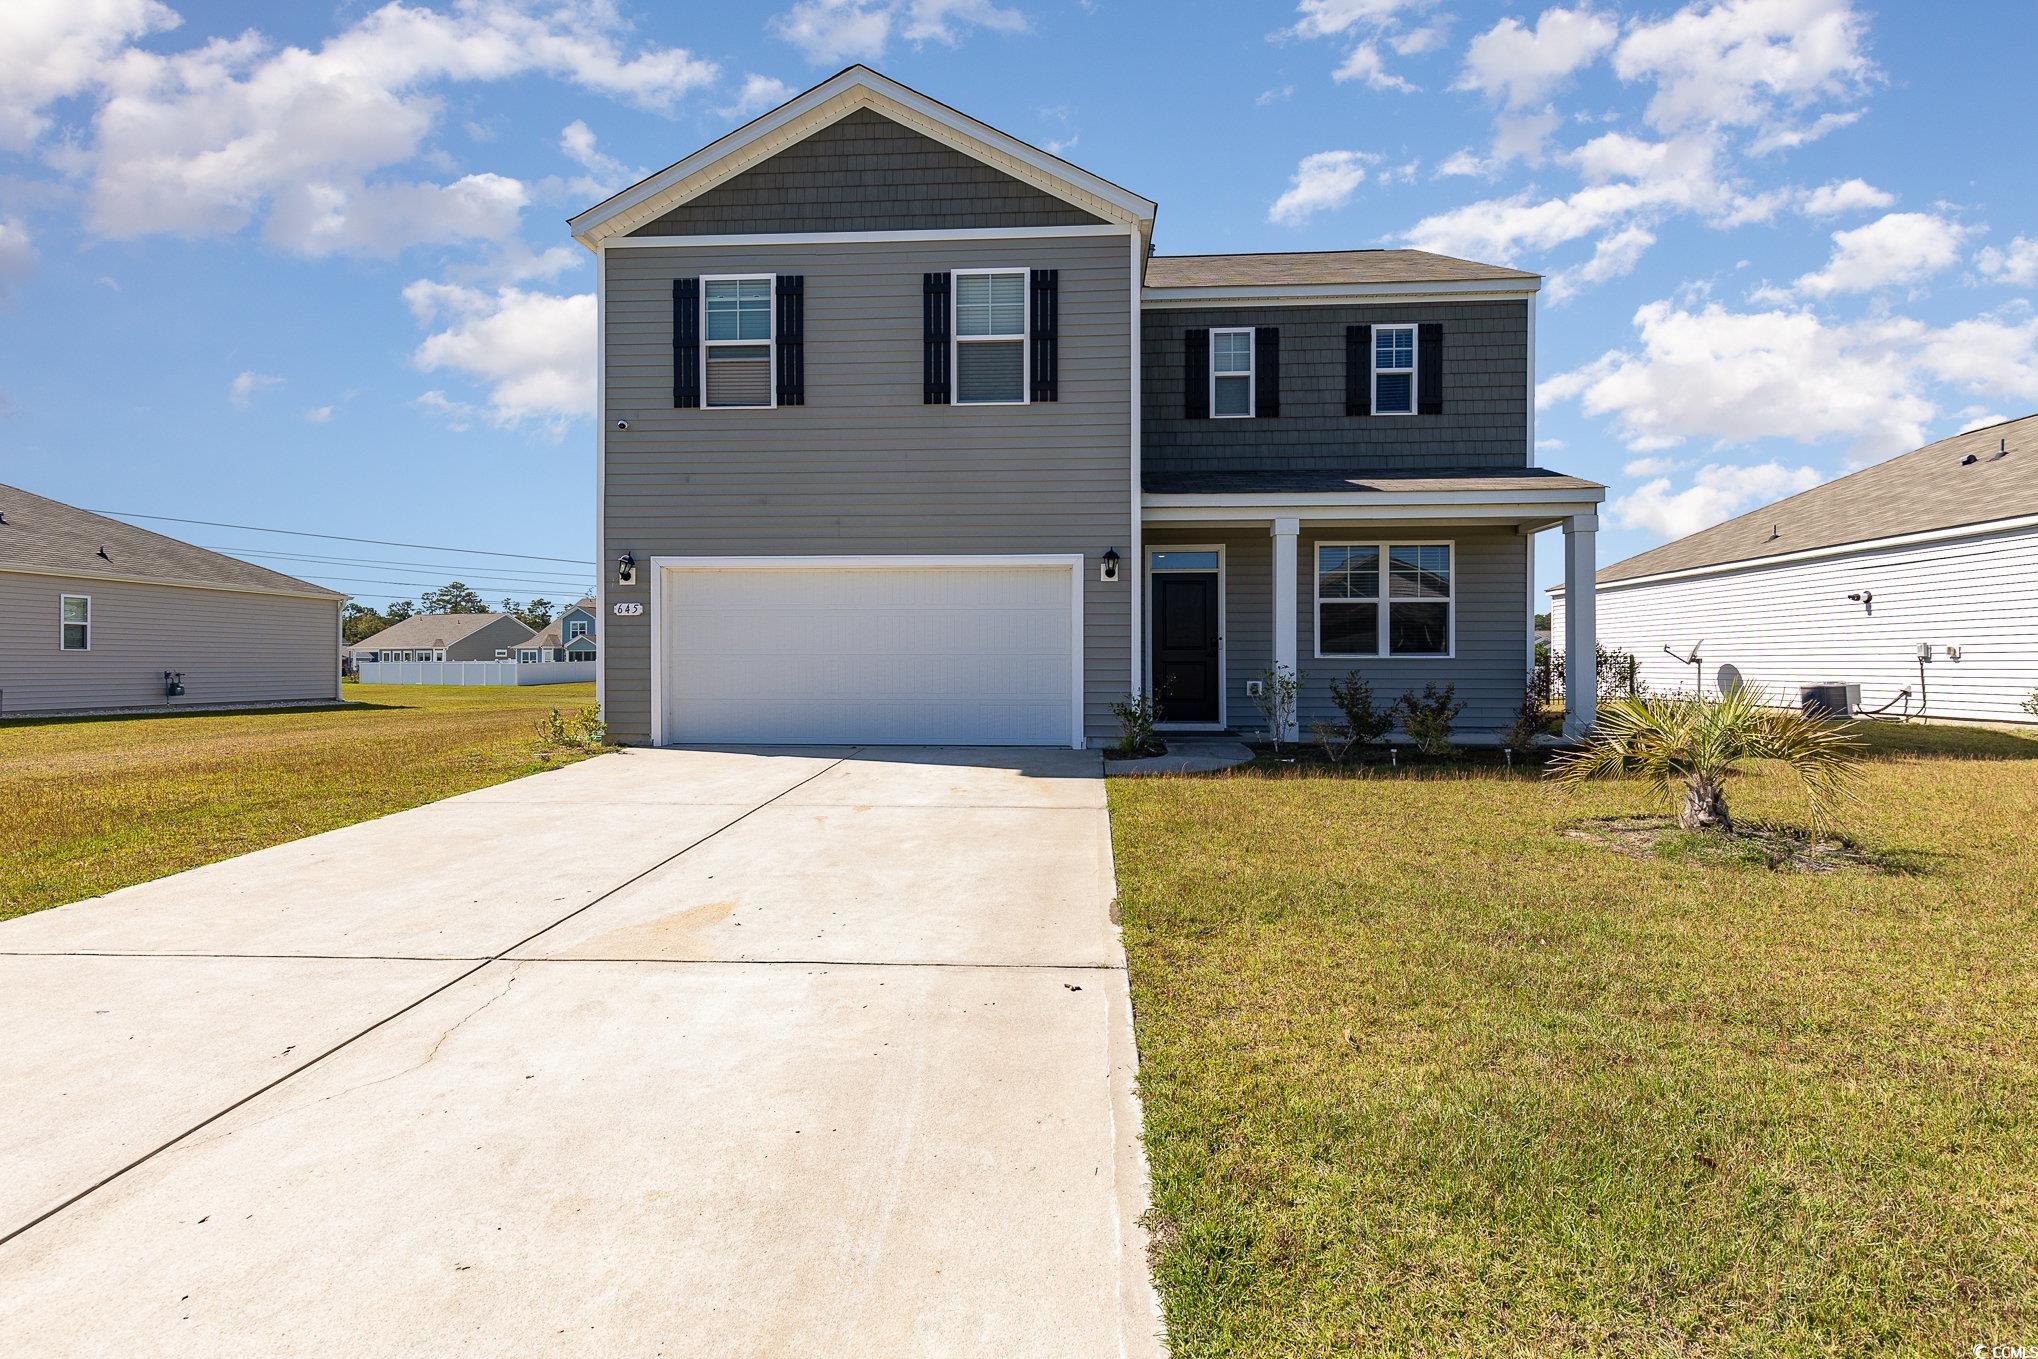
[341,582,560,644]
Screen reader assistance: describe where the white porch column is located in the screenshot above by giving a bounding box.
[1562,512,1598,739]
[1270,516,1300,741]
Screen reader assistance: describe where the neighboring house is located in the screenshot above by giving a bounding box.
[571,66,1605,748]
[1551,416,2038,725]
[350,612,534,665]
[0,482,345,716]
[509,598,598,663]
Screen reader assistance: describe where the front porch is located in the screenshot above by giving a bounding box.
[1137,469,1605,742]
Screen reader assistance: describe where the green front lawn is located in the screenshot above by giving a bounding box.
[1112,721,2038,1356]
[2,683,601,920]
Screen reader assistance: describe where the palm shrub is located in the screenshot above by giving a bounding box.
[1550,685,1862,833]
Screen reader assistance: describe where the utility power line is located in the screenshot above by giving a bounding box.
[196,544,597,586]
[90,508,593,566]
[308,572,595,594]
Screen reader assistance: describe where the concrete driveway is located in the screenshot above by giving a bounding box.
[0,747,1163,1358]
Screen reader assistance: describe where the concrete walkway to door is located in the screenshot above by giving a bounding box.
[0,746,1164,1358]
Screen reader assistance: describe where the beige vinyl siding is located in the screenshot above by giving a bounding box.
[602,231,1134,746]
[0,571,339,715]
[1551,524,2038,724]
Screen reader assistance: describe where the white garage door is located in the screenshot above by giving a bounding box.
[659,561,1078,746]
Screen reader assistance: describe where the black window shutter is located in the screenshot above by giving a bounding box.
[1417,322,1444,415]
[1254,327,1280,419]
[1030,268,1059,402]
[922,273,950,403]
[775,275,804,407]
[1183,327,1209,419]
[673,277,700,409]
[1345,324,1371,416]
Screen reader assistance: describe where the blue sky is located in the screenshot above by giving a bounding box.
[3,0,2034,606]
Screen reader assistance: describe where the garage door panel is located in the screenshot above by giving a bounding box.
[663,565,1075,746]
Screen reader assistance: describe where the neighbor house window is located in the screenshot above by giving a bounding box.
[1373,325,1416,415]
[495,648,509,659]
[1211,328,1254,418]
[952,269,1026,404]
[703,275,774,409]
[60,594,90,651]
[1316,542,1452,658]
[565,618,590,641]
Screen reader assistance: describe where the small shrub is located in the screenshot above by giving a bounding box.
[1501,687,1559,757]
[1551,644,1646,703]
[1326,673,1394,746]
[1397,682,1464,759]
[2023,690,2038,719]
[1252,665,1304,751]
[537,705,608,752]
[1311,720,1358,764]
[570,705,608,748]
[1109,688,1165,757]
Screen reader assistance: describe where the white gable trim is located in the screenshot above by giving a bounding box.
[569,66,1156,248]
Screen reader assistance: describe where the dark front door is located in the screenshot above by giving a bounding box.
[1153,573,1221,723]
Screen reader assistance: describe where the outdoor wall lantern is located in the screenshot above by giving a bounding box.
[1100,548,1121,583]
[616,550,637,586]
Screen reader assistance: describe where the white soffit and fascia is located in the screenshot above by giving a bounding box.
[569,66,1158,251]
[1141,279,1542,308]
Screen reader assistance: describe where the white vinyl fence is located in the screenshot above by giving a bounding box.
[354,660,595,686]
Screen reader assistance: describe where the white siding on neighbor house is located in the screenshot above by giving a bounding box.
[1551,523,2038,723]
[0,570,339,715]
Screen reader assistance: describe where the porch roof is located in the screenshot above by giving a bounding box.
[1142,466,1603,496]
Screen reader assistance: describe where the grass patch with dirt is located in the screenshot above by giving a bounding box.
[2,683,601,920]
[1110,720,2038,1356]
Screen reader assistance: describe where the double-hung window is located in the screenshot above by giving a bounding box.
[952,269,1027,404]
[703,275,774,409]
[1211,328,1254,418]
[1373,324,1416,415]
[565,618,590,642]
[60,594,90,651]
[1316,543,1453,657]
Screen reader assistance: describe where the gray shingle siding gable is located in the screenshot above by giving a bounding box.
[1140,299,1530,479]
[629,108,1105,236]
[600,232,1133,747]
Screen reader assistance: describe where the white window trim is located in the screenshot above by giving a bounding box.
[565,618,590,641]
[59,593,90,652]
[1313,539,1456,660]
[950,266,1030,407]
[1144,544,1227,731]
[1209,327,1255,419]
[701,272,776,411]
[1371,322,1418,417]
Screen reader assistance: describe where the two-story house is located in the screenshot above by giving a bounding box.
[570,67,1604,749]
[507,597,599,664]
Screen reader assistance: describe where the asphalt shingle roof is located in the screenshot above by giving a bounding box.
[1144,249,1538,290]
[0,482,343,599]
[350,613,531,653]
[1594,414,2038,585]
[1144,466,1602,495]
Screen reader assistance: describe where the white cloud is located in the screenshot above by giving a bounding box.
[0,220,37,303]
[1269,150,1374,226]
[715,73,795,121]
[1801,177,1891,216]
[404,278,595,430]
[551,119,645,202]
[1621,454,1679,476]
[1957,407,2008,434]
[1545,223,1656,304]
[1542,298,2038,461]
[1436,149,1487,178]
[70,2,715,254]
[770,0,1024,65]
[1456,7,1616,109]
[1256,84,1296,105]
[1334,42,1416,92]
[304,405,334,423]
[0,0,178,151]
[1391,23,1447,56]
[1287,0,1430,40]
[1779,211,1969,298]
[1612,0,1875,133]
[1977,236,2038,287]
[1612,461,1823,539]
[1537,437,1569,452]
[229,370,282,409]
[1748,107,1862,154]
